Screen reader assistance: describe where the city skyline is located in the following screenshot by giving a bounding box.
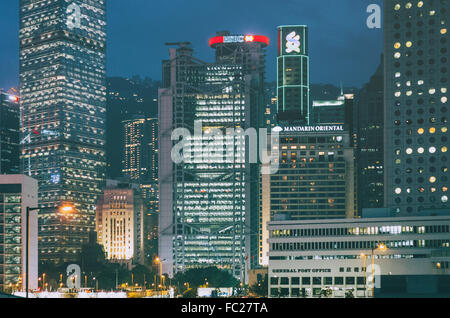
[0,0,382,90]
[0,0,449,300]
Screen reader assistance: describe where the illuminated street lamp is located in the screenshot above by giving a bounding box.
[365,243,387,298]
[25,204,74,298]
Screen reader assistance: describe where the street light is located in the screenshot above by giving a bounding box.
[368,243,387,297]
[25,204,74,298]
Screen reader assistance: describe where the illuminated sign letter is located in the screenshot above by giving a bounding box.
[286,31,301,54]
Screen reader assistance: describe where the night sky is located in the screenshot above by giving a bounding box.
[0,0,383,91]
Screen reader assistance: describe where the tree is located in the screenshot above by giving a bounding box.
[248,274,268,297]
[173,267,239,292]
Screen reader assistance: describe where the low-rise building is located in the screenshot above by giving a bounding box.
[96,182,145,267]
[0,175,38,293]
[268,210,450,298]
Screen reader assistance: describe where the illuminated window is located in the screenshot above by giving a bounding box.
[394,52,401,59]
[430,176,437,183]
[406,148,413,154]
[442,196,449,203]
[443,187,448,192]
[442,146,448,153]
[406,41,413,48]
[429,88,436,94]
[429,147,437,154]
[417,1,423,7]
[442,88,448,93]
[443,127,448,133]
[394,4,401,10]
[429,127,436,134]
[418,147,425,154]
[441,28,448,35]
[442,97,448,104]
[418,128,425,135]
[405,2,412,9]
[395,72,401,78]
[394,42,401,49]
[395,188,402,195]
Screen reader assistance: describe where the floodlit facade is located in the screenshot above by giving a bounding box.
[0,175,38,293]
[384,0,449,215]
[19,0,107,262]
[96,184,145,265]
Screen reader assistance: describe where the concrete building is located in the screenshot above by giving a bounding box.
[259,124,357,266]
[96,182,145,266]
[159,33,268,280]
[0,175,38,293]
[384,0,449,215]
[268,210,450,298]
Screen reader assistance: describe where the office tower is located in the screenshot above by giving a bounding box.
[259,124,357,266]
[19,0,107,263]
[96,182,145,266]
[357,59,384,212]
[0,175,38,293]
[159,34,268,280]
[122,115,159,259]
[106,77,159,180]
[263,82,278,128]
[122,116,158,184]
[210,32,268,270]
[0,91,20,174]
[277,25,309,123]
[384,0,449,215]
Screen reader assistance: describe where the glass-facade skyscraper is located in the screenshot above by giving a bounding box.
[19,0,107,263]
[0,91,20,175]
[384,0,449,215]
[159,34,267,280]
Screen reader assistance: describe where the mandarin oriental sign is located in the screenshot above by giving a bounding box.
[273,125,345,133]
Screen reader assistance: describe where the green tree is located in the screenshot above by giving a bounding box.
[248,274,268,297]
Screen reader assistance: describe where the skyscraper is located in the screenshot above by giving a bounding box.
[357,59,384,212]
[277,25,309,124]
[106,76,159,180]
[122,116,158,184]
[384,0,449,215]
[0,91,20,174]
[259,124,356,266]
[159,34,268,280]
[19,0,107,263]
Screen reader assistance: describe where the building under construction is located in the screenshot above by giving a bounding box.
[158,32,268,281]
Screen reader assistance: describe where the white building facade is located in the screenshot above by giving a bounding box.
[268,213,450,297]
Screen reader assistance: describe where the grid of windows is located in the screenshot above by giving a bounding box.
[19,0,107,262]
[385,0,449,214]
